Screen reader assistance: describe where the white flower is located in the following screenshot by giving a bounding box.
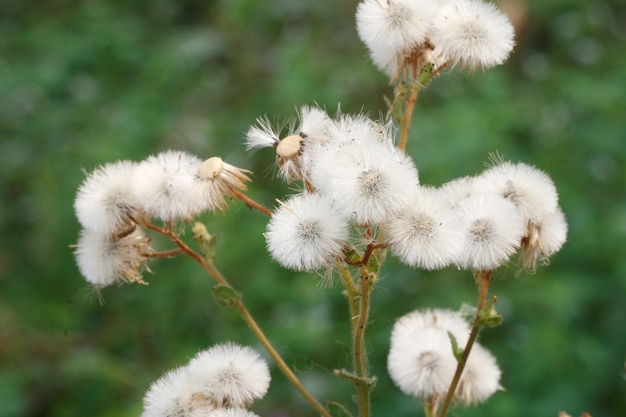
[386,187,465,270]
[132,150,203,222]
[456,193,524,270]
[187,343,271,409]
[74,160,141,235]
[430,0,515,70]
[311,140,419,224]
[456,343,502,405]
[356,0,438,75]
[473,161,559,223]
[142,366,209,417]
[265,193,349,271]
[74,227,151,287]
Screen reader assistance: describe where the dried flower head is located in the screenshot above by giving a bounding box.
[311,140,419,224]
[75,227,151,287]
[187,343,271,409]
[132,150,203,222]
[74,160,141,235]
[386,187,465,270]
[141,366,209,417]
[388,309,472,398]
[456,193,524,270]
[265,193,349,272]
[245,106,332,182]
[356,0,438,77]
[456,343,502,405]
[193,157,252,211]
[430,0,515,70]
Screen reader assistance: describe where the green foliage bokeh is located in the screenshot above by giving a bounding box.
[1,0,625,416]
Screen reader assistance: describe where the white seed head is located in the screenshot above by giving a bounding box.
[74,160,141,235]
[141,366,208,417]
[187,343,270,409]
[265,193,349,272]
[430,0,515,70]
[473,161,559,223]
[386,187,465,270]
[311,140,419,224]
[132,150,203,222]
[456,193,524,270]
[456,343,502,405]
[75,227,151,287]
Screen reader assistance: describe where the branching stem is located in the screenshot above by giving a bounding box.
[143,221,330,417]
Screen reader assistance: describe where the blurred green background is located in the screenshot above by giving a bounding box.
[1,0,625,416]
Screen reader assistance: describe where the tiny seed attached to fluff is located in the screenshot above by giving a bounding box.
[197,157,225,180]
[276,134,304,159]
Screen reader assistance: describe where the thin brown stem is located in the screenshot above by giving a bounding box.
[233,301,331,417]
[231,188,273,216]
[144,248,185,258]
[438,270,493,417]
[398,82,421,152]
[143,221,329,417]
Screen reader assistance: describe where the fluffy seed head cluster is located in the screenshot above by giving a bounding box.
[250,107,565,275]
[73,150,250,287]
[384,160,567,272]
[356,0,515,77]
[254,110,421,274]
[142,342,269,417]
[388,309,501,404]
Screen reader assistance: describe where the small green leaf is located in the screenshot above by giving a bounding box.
[477,298,503,328]
[333,369,377,389]
[367,254,379,274]
[417,62,434,87]
[327,401,354,417]
[211,285,241,307]
[447,331,464,362]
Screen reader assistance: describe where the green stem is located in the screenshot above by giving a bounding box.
[353,266,374,417]
[438,270,492,417]
[398,82,420,152]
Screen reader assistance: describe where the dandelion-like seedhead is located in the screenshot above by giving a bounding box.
[311,140,419,224]
[74,227,151,287]
[431,0,515,70]
[265,193,349,272]
[73,150,250,287]
[188,343,271,409]
[386,187,465,270]
[132,150,204,222]
[456,193,524,271]
[456,343,502,405]
[388,309,501,403]
[355,0,515,77]
[142,343,270,417]
[74,160,141,235]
